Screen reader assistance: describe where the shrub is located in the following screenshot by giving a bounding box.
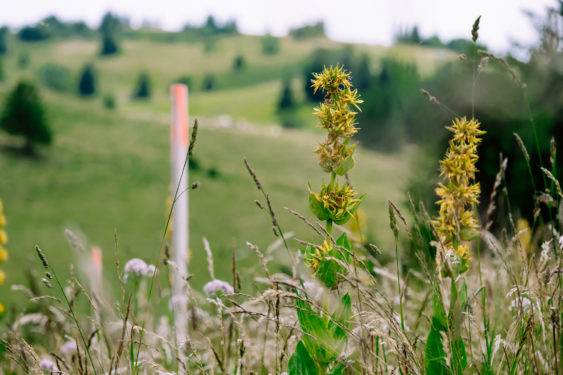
[132,72,151,99]
[17,53,29,69]
[103,94,116,109]
[77,64,96,96]
[17,25,50,42]
[261,33,280,55]
[0,81,52,153]
[277,79,295,110]
[38,63,72,93]
[172,75,192,89]
[201,74,216,91]
[232,54,246,71]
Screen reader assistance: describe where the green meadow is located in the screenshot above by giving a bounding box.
[0,33,450,307]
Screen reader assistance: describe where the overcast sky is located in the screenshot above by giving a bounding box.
[0,0,557,53]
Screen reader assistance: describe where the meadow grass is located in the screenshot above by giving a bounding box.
[0,87,412,310]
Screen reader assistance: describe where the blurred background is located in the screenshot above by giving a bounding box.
[0,0,561,308]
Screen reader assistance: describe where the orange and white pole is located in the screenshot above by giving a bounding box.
[170,84,189,352]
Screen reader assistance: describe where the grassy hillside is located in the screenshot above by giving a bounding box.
[0,88,413,308]
[0,33,447,307]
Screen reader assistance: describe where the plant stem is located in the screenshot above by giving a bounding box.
[394,237,405,331]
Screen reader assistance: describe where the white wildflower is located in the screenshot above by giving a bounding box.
[541,240,552,253]
[61,340,77,356]
[39,358,58,372]
[143,264,156,277]
[509,296,531,313]
[124,258,156,282]
[204,279,234,297]
[559,235,563,250]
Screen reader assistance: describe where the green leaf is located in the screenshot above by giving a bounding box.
[424,317,449,375]
[329,293,352,341]
[296,297,337,364]
[309,192,329,221]
[316,254,339,288]
[328,363,346,375]
[316,235,350,288]
[334,145,356,176]
[336,233,351,252]
[452,337,467,374]
[288,340,319,375]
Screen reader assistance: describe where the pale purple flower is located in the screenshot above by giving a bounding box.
[143,264,156,277]
[39,358,58,372]
[61,339,77,355]
[124,258,156,282]
[204,279,234,297]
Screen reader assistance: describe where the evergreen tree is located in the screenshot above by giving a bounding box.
[99,12,120,55]
[100,31,119,55]
[78,64,96,96]
[1,81,52,154]
[233,55,245,71]
[355,54,371,90]
[132,72,151,99]
[0,27,8,55]
[278,80,295,110]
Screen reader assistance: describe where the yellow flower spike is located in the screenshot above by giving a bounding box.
[0,230,7,245]
[0,269,5,285]
[433,117,485,274]
[0,246,7,263]
[0,303,4,314]
[0,214,5,227]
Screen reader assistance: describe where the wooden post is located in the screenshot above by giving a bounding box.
[170,84,189,355]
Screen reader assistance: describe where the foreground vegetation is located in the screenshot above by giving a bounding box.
[0,8,562,375]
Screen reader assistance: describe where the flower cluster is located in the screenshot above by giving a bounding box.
[311,65,362,175]
[0,199,8,315]
[307,66,363,278]
[203,279,234,297]
[124,258,156,282]
[309,182,362,225]
[433,117,485,273]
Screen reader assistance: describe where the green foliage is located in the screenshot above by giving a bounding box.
[288,341,319,375]
[0,59,4,82]
[17,53,29,69]
[262,33,280,55]
[132,72,151,99]
[313,234,352,288]
[0,27,8,55]
[278,79,295,110]
[357,58,421,150]
[39,63,72,93]
[1,81,52,153]
[100,31,119,55]
[290,22,325,39]
[18,25,51,42]
[99,12,122,56]
[295,292,351,369]
[78,64,96,96]
[202,74,216,91]
[182,15,238,40]
[103,94,116,110]
[394,26,421,44]
[232,54,246,71]
[172,76,192,90]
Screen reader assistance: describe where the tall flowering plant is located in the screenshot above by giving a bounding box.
[306,65,364,287]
